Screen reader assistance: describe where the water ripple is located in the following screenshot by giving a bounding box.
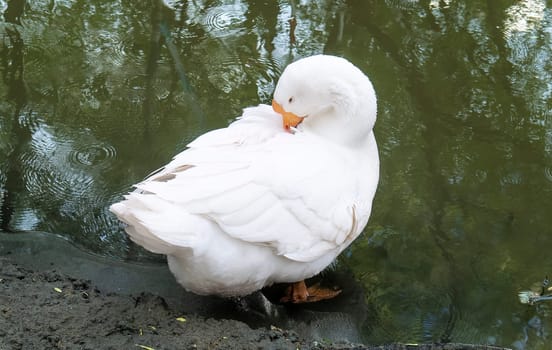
[499,168,523,186]
[206,53,283,96]
[201,5,246,37]
[252,56,283,101]
[87,29,135,67]
[68,142,117,168]
[385,0,420,11]
[10,208,40,231]
[206,52,245,94]
[366,288,456,343]
[544,167,552,183]
[17,111,42,133]
[115,30,147,66]
[18,124,117,225]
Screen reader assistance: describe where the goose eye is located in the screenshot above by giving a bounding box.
[288,97,294,103]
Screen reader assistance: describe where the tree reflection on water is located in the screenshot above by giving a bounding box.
[0,0,551,348]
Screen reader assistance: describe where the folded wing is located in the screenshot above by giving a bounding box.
[116,105,360,262]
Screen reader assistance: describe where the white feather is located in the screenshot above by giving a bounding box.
[110,55,380,296]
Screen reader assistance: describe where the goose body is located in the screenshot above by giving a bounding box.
[110,55,379,299]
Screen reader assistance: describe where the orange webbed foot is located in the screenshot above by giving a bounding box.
[280,280,341,303]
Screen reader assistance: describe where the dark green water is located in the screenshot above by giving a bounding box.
[1,0,551,348]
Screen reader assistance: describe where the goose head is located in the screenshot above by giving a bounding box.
[272,55,377,147]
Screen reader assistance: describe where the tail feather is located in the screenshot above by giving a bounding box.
[110,193,204,255]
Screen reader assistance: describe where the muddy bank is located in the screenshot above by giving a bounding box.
[0,259,333,349]
[0,232,370,349]
[0,232,510,349]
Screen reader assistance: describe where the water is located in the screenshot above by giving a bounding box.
[1,0,551,348]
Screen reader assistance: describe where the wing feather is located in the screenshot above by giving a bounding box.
[126,105,361,262]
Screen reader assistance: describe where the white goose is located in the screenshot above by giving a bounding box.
[110,55,379,303]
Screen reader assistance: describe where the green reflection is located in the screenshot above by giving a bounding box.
[0,0,551,348]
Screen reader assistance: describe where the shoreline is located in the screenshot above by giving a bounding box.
[0,232,510,349]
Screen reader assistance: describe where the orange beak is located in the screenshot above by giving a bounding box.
[272,100,304,132]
